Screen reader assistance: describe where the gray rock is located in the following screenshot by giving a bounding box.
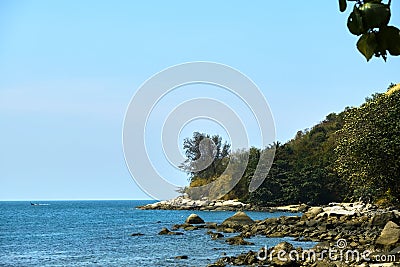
[185,213,205,224]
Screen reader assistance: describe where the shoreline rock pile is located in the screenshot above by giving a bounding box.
[137,195,252,211]
[207,203,400,266]
[150,202,400,266]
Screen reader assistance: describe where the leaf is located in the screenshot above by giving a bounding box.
[357,33,378,61]
[339,0,347,12]
[379,26,400,56]
[347,6,365,36]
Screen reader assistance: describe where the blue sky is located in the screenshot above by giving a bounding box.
[1,1,399,200]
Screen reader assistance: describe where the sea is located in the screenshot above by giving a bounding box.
[0,200,316,267]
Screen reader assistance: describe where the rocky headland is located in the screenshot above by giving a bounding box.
[137,195,307,212]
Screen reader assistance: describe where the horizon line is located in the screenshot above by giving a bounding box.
[0,198,156,202]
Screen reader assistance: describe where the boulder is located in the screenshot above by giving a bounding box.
[375,221,400,250]
[370,212,396,227]
[158,227,170,235]
[185,213,205,224]
[303,207,323,219]
[226,235,254,245]
[221,211,254,227]
[268,242,296,266]
[209,232,224,240]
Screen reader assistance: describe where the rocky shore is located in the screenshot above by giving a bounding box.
[137,195,307,212]
[148,201,400,266]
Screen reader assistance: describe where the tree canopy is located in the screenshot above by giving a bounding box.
[180,84,400,206]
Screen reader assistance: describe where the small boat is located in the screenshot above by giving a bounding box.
[30,202,49,206]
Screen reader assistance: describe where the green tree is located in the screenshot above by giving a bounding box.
[180,132,230,182]
[335,84,400,203]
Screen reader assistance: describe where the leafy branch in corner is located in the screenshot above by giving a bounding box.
[339,0,400,61]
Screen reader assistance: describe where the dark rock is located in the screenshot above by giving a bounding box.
[370,212,395,227]
[206,222,218,229]
[185,213,205,224]
[130,233,144,236]
[306,219,318,227]
[158,227,170,235]
[226,235,254,245]
[298,203,309,212]
[158,227,184,235]
[210,232,224,240]
[174,255,188,260]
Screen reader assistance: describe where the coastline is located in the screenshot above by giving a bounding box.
[136,195,308,212]
[141,197,400,266]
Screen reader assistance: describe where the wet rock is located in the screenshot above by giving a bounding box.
[185,213,205,224]
[130,232,144,236]
[158,227,170,235]
[226,235,254,245]
[174,255,188,260]
[158,227,183,235]
[209,232,224,240]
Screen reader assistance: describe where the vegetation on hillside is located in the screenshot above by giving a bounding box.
[181,84,400,206]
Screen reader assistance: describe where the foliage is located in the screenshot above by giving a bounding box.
[180,132,230,182]
[181,84,400,206]
[335,84,400,203]
[339,0,400,61]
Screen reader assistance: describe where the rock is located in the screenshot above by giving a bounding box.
[184,225,199,231]
[273,241,294,253]
[298,203,309,212]
[185,213,205,224]
[158,227,184,235]
[158,227,170,235]
[210,232,224,240]
[226,235,254,245]
[221,211,254,227]
[206,222,218,229]
[221,227,236,233]
[130,233,144,236]
[370,212,396,227]
[269,242,296,266]
[174,255,188,260]
[375,221,400,250]
[303,207,323,219]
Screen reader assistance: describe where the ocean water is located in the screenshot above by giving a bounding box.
[0,200,315,266]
